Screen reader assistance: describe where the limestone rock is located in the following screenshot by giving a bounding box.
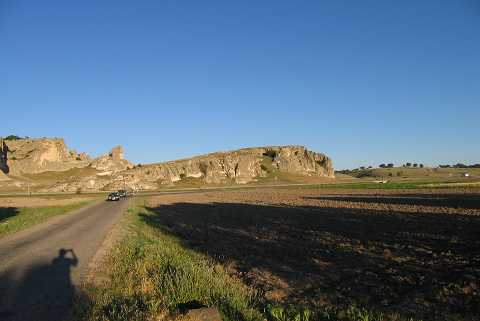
[180,307,223,321]
[89,146,133,173]
[0,170,10,181]
[118,145,334,190]
[0,139,334,193]
[0,137,91,176]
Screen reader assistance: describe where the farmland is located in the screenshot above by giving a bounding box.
[80,187,480,321]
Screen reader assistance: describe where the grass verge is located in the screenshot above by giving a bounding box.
[75,201,426,321]
[75,201,262,321]
[0,200,95,237]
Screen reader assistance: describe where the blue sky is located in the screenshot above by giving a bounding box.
[1,1,479,169]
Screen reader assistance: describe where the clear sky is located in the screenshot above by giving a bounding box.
[1,1,479,169]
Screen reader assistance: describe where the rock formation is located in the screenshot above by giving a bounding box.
[0,138,91,176]
[114,145,334,189]
[90,146,133,173]
[0,137,334,192]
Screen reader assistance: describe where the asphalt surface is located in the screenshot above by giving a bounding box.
[0,198,129,321]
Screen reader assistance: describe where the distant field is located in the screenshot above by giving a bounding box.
[338,167,480,180]
[0,196,98,237]
[299,180,480,190]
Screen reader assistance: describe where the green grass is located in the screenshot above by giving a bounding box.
[75,201,427,321]
[23,166,99,182]
[0,200,94,237]
[297,180,480,190]
[75,202,263,321]
[265,304,420,321]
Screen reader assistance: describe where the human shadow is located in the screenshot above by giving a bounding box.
[141,201,480,320]
[305,193,480,209]
[0,207,19,222]
[0,248,81,321]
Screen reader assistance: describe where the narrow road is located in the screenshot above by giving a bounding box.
[0,199,129,321]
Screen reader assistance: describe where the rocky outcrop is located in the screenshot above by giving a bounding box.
[90,146,133,173]
[0,139,334,192]
[0,170,10,181]
[0,138,91,176]
[116,145,334,189]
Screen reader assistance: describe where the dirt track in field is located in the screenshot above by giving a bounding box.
[145,188,480,320]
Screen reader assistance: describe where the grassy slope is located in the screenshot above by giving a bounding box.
[76,201,422,321]
[0,200,94,237]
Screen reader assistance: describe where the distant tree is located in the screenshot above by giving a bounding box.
[4,135,22,140]
[419,164,424,168]
[368,166,372,169]
[360,166,365,170]
[413,163,418,167]
[406,162,412,167]
[387,163,394,168]
[454,163,467,168]
[379,164,386,168]
[439,165,450,168]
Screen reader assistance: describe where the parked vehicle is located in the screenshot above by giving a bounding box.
[107,192,120,201]
[118,189,127,197]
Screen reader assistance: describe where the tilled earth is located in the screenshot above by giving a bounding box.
[145,188,480,320]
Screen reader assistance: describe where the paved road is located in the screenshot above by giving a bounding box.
[0,199,129,321]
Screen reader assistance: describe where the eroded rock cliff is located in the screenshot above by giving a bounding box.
[0,138,334,192]
[114,145,334,190]
[90,146,133,173]
[0,138,91,176]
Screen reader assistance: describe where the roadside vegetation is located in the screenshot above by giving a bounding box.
[76,202,262,321]
[0,200,94,237]
[76,200,432,321]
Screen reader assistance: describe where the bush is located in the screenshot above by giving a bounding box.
[4,135,22,140]
[263,150,277,159]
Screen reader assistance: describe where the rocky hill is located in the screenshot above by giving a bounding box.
[0,137,132,176]
[0,137,334,192]
[110,145,334,190]
[0,138,91,176]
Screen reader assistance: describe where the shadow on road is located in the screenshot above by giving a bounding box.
[0,248,83,321]
[141,201,480,320]
[0,207,19,222]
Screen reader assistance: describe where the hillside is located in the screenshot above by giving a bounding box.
[0,138,334,192]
